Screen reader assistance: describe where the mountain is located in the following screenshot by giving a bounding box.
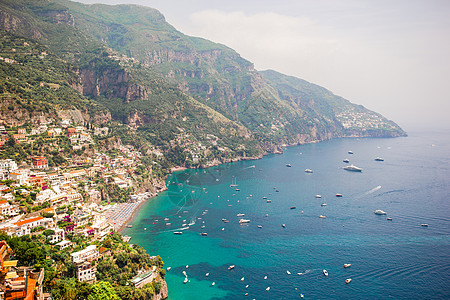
[0,0,406,168]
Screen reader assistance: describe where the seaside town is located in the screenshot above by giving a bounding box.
[0,118,168,299]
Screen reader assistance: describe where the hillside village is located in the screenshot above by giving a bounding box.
[0,118,168,299]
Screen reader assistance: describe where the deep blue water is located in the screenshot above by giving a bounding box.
[126,130,450,299]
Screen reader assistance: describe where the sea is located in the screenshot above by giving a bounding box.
[125,129,450,299]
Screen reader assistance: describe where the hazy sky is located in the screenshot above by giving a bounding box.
[76,0,450,130]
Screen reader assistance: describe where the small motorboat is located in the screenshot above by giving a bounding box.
[323,269,328,276]
[290,206,296,209]
[336,193,343,197]
[282,224,286,228]
[305,169,313,173]
[387,217,393,221]
[319,215,326,218]
[286,270,291,275]
[201,232,208,236]
[374,209,387,215]
[239,219,250,224]
[211,282,215,286]
[375,157,384,161]
[237,213,245,217]
[344,264,351,268]
[315,194,322,198]
[205,273,209,277]
[264,275,267,279]
[343,158,350,163]
[321,203,327,206]
[186,265,189,269]
[184,277,188,284]
[257,225,263,228]
[345,278,352,284]
[348,150,354,154]
[266,200,272,203]
[421,224,429,227]
[241,277,245,281]
[228,265,235,270]
[286,164,292,167]
[343,165,362,172]
[174,231,183,235]
[266,287,270,291]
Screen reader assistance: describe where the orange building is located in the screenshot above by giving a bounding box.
[31,156,48,169]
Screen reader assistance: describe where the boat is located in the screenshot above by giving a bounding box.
[323,269,328,276]
[304,169,313,173]
[387,217,393,221]
[126,224,133,228]
[286,164,292,167]
[184,277,188,284]
[230,177,238,187]
[174,231,183,235]
[257,225,263,228]
[201,232,208,236]
[266,200,272,203]
[345,278,352,284]
[319,215,326,218]
[186,265,189,269]
[321,203,327,206]
[205,273,209,277]
[263,196,267,199]
[212,282,215,286]
[264,275,267,279]
[144,228,147,230]
[374,209,387,215]
[167,267,171,271]
[239,219,250,223]
[241,277,245,281]
[237,213,245,217]
[166,223,171,226]
[421,223,429,227]
[182,271,187,276]
[343,165,362,172]
[301,294,304,298]
[344,264,351,268]
[286,270,291,275]
[266,287,270,291]
[348,150,354,154]
[315,194,322,198]
[228,265,235,270]
[343,159,350,163]
[235,188,240,191]
[290,206,296,209]
[282,224,286,228]
[336,193,343,197]
[375,157,384,161]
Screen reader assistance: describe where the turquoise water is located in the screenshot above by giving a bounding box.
[126,131,450,299]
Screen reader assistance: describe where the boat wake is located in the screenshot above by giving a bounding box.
[363,185,382,196]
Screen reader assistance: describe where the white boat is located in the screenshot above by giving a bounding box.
[343,165,362,172]
[321,203,327,206]
[348,150,354,154]
[205,273,209,277]
[230,177,238,187]
[174,231,183,235]
[343,158,350,163]
[167,267,171,271]
[286,270,291,275]
[182,271,187,276]
[421,223,429,227]
[264,275,267,279]
[375,157,384,161]
[319,215,326,218]
[336,193,343,197]
[239,219,250,223]
[266,287,270,291]
[323,269,328,276]
[286,164,292,167]
[344,264,351,268]
[201,232,208,236]
[315,194,322,198]
[241,277,245,281]
[305,169,313,173]
[374,209,387,215]
[184,277,188,284]
[282,224,286,228]
[345,278,352,284]
[257,225,263,228]
[212,282,215,286]
[237,213,245,217]
[228,265,235,270]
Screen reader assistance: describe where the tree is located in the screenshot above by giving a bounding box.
[87,281,120,300]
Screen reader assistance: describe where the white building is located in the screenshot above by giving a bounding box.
[0,200,19,217]
[77,261,97,282]
[13,216,52,237]
[0,159,18,172]
[48,227,65,244]
[70,245,99,264]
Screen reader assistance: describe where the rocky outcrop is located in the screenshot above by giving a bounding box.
[152,279,168,300]
[80,67,147,102]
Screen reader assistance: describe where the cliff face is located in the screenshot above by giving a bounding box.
[153,279,168,300]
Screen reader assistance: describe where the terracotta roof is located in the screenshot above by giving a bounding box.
[14,217,43,227]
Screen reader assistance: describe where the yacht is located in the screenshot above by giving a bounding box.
[374,209,387,215]
[375,157,384,161]
[304,169,313,173]
[323,269,329,276]
[237,213,245,217]
[315,194,322,198]
[343,158,350,163]
[343,165,362,172]
[239,219,250,223]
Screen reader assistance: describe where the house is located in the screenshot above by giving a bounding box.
[0,200,19,217]
[13,216,52,237]
[0,159,18,173]
[48,227,65,244]
[11,134,26,144]
[17,128,26,135]
[76,261,96,282]
[8,172,27,185]
[55,240,72,249]
[130,266,157,288]
[31,156,48,169]
[70,245,99,264]
[66,128,77,138]
[26,176,45,188]
[3,267,45,300]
